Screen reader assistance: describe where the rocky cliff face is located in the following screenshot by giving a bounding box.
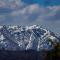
[0,25,59,51]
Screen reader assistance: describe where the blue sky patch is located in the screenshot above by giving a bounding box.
[22,0,60,6]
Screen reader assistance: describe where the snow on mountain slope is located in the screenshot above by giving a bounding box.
[0,25,59,51]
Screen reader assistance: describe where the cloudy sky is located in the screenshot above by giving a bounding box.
[0,0,60,33]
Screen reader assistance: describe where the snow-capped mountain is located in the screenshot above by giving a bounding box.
[0,25,59,51]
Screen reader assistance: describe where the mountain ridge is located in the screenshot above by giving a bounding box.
[0,25,59,51]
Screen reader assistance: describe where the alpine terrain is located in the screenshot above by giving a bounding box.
[0,25,59,51]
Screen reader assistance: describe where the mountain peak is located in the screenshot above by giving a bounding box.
[0,25,59,51]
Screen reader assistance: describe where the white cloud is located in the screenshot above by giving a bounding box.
[0,1,60,26]
[0,0,25,9]
[10,4,60,22]
[0,1,6,7]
